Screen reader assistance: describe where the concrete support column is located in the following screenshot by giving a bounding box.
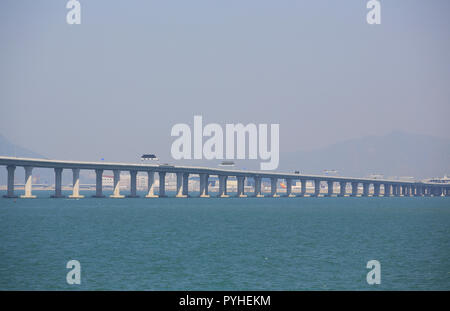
[176,172,186,198]
[394,185,401,196]
[20,166,36,198]
[286,179,295,197]
[351,182,359,197]
[110,170,124,198]
[313,180,321,197]
[401,185,406,196]
[373,183,380,197]
[362,183,369,197]
[339,181,346,197]
[218,175,229,198]
[3,165,18,198]
[51,168,64,198]
[415,185,421,196]
[237,176,247,198]
[391,184,397,196]
[145,171,158,198]
[312,180,321,197]
[300,179,307,197]
[159,172,167,197]
[269,177,279,198]
[429,187,435,197]
[384,184,391,196]
[69,168,84,199]
[182,173,189,196]
[326,181,334,197]
[93,169,105,198]
[254,176,263,197]
[127,171,139,198]
[199,173,210,198]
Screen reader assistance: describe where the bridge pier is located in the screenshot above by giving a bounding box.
[127,170,139,198]
[69,168,84,199]
[92,169,105,198]
[158,172,167,197]
[373,183,380,197]
[217,175,228,198]
[236,176,247,198]
[338,181,346,197]
[253,176,263,197]
[176,172,186,198]
[110,169,124,198]
[391,184,398,196]
[384,183,391,196]
[434,187,443,197]
[400,185,406,196]
[20,166,36,198]
[199,173,210,197]
[3,165,18,198]
[145,171,158,198]
[285,178,295,197]
[399,185,403,196]
[311,180,321,197]
[351,182,359,197]
[405,185,410,197]
[325,181,334,197]
[269,177,279,197]
[362,183,369,197]
[182,173,189,197]
[51,168,65,198]
[298,179,307,197]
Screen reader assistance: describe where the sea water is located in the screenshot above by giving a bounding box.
[0,190,449,290]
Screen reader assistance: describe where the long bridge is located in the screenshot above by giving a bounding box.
[0,156,449,199]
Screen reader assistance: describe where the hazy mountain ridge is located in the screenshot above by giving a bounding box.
[281,131,450,179]
[0,134,47,159]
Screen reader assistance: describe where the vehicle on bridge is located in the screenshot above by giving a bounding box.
[141,154,158,161]
[219,161,235,167]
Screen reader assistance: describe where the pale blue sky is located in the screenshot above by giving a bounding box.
[1,0,449,164]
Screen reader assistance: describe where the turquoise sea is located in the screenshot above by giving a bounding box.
[0,190,449,290]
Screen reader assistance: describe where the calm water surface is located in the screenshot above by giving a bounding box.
[0,190,449,290]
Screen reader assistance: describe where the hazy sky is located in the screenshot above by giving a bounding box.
[1,0,449,164]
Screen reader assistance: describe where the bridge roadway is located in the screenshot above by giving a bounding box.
[0,156,449,199]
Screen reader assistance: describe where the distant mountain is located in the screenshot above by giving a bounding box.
[280,131,450,179]
[0,134,46,159]
[0,134,50,185]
